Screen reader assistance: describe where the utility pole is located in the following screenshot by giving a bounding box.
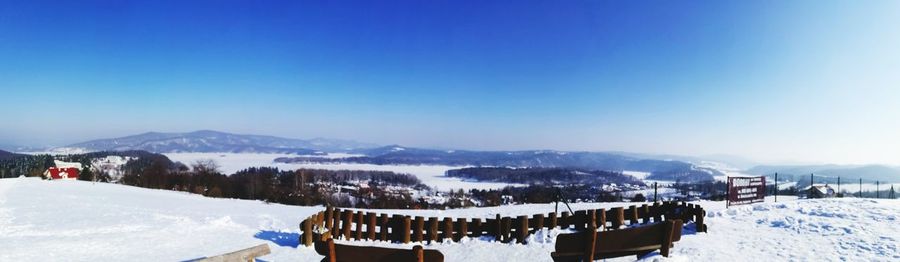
[838,177,841,197]
[809,173,814,198]
[859,178,863,198]
[774,173,778,203]
[653,182,658,202]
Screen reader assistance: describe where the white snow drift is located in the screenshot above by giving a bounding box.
[2,177,898,261]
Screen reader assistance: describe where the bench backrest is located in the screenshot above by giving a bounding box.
[315,238,444,262]
[553,219,683,261]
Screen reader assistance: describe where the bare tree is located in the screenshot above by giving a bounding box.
[192,159,220,175]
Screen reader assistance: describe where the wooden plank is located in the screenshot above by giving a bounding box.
[560,212,570,229]
[414,216,425,242]
[194,244,271,262]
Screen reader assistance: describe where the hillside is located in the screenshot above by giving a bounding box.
[64,130,377,154]
[747,164,900,184]
[0,150,23,161]
[282,146,721,182]
[2,177,898,261]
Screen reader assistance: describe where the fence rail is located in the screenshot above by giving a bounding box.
[298,201,707,247]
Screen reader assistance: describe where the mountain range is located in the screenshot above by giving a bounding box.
[41,130,900,183]
[747,164,900,183]
[62,130,378,154]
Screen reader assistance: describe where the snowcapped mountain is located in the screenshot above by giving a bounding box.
[63,130,379,154]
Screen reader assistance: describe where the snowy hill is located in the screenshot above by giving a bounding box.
[3,177,898,261]
[0,149,23,161]
[63,130,378,154]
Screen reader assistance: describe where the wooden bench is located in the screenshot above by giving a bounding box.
[551,219,683,261]
[314,238,444,262]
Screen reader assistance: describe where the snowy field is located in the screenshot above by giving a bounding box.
[163,153,520,191]
[3,177,899,261]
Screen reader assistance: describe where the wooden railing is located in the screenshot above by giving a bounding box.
[299,201,707,247]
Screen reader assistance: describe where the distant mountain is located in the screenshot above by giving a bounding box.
[746,164,900,183]
[283,145,722,182]
[63,130,379,154]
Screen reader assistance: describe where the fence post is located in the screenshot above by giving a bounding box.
[654,182,658,202]
[859,178,862,198]
[877,181,880,199]
[366,213,377,240]
[560,212,570,229]
[414,216,425,242]
[302,215,314,246]
[533,214,544,233]
[516,215,528,244]
[324,206,334,232]
[342,211,353,240]
[427,217,439,243]
[355,211,364,240]
[837,176,841,197]
[809,173,814,198]
[548,212,558,229]
[442,217,454,242]
[379,214,390,241]
[596,208,606,230]
[456,218,468,241]
[494,214,502,241]
[627,205,639,225]
[402,216,411,244]
[471,218,482,237]
[501,217,512,243]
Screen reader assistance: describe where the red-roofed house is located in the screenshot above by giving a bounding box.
[44,167,80,180]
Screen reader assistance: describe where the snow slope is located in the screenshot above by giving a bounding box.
[2,177,899,261]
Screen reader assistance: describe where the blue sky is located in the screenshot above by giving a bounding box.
[2,1,899,165]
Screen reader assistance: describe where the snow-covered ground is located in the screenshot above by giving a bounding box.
[3,177,899,261]
[163,153,520,191]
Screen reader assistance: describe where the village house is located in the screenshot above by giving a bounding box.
[43,160,83,180]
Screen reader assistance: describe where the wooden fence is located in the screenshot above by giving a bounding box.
[299,201,706,247]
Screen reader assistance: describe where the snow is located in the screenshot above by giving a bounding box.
[163,153,520,191]
[4,178,899,262]
[53,160,82,169]
[622,170,651,180]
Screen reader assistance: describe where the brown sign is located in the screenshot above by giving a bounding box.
[727,176,766,207]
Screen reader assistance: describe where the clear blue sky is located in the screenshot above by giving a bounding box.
[2,1,899,165]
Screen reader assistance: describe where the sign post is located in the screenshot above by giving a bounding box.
[727,176,766,208]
